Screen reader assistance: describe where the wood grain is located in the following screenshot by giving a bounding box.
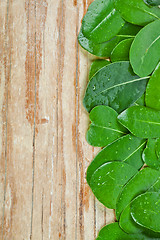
[0,0,114,239]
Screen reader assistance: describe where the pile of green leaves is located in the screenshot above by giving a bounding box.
[78,0,160,239]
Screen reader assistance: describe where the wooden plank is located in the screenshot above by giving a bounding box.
[0,0,115,239]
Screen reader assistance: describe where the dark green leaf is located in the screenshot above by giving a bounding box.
[116,168,160,220]
[90,161,138,209]
[111,38,134,62]
[134,94,145,106]
[131,192,160,232]
[86,106,127,147]
[89,60,110,80]
[146,63,160,110]
[142,139,160,170]
[97,223,131,240]
[78,23,142,57]
[83,62,148,113]
[78,27,117,57]
[148,176,160,192]
[87,134,145,185]
[144,0,160,6]
[119,22,142,36]
[96,222,160,240]
[82,0,125,44]
[130,20,160,77]
[119,171,160,234]
[114,0,160,26]
[156,138,160,158]
[120,203,146,234]
[118,106,160,138]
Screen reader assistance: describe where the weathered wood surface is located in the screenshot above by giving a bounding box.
[0,0,114,239]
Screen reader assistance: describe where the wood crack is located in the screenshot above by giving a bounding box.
[41,190,44,240]
[1,0,11,238]
[30,0,37,239]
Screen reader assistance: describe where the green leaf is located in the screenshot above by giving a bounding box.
[86,106,127,147]
[86,134,145,185]
[97,223,131,240]
[89,60,110,80]
[90,161,138,209]
[114,0,160,26]
[130,20,160,77]
[142,139,160,170]
[148,176,160,192]
[146,63,160,110]
[120,203,146,234]
[131,192,160,232]
[156,138,160,158]
[82,0,125,44]
[96,222,160,240]
[111,38,134,62]
[144,0,160,6]
[78,23,142,57]
[119,22,142,36]
[116,168,160,220]
[83,62,148,113]
[118,106,160,138]
[78,27,117,57]
[119,170,160,234]
[134,94,145,106]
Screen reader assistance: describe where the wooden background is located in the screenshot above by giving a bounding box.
[0,0,114,239]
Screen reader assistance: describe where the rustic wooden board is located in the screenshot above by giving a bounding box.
[0,0,114,239]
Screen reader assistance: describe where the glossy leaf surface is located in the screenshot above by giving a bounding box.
[116,168,160,220]
[111,38,133,62]
[148,177,160,192]
[146,63,160,110]
[118,106,160,138]
[89,60,110,80]
[96,222,160,240]
[78,23,142,57]
[82,0,125,44]
[144,0,160,6]
[120,203,145,234]
[120,172,160,234]
[131,192,160,232]
[142,139,160,170]
[78,28,118,57]
[97,223,131,240]
[134,94,145,106]
[90,161,137,209]
[114,0,160,26]
[156,138,160,158]
[87,134,145,185]
[86,106,127,147]
[83,62,148,113]
[130,20,160,77]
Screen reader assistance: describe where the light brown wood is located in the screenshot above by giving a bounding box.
[0,0,114,239]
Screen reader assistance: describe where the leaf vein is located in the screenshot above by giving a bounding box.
[91,124,126,134]
[123,141,146,162]
[90,9,116,34]
[96,76,149,96]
